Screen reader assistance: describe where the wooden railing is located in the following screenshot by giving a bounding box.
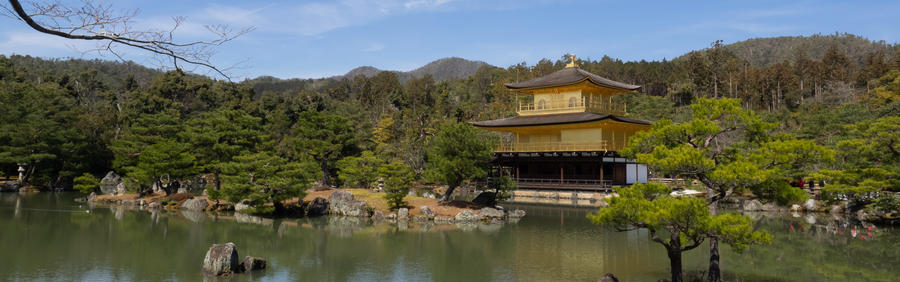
[488,177,613,192]
[518,96,626,116]
[495,141,613,153]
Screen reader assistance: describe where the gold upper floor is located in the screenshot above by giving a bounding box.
[516,88,626,116]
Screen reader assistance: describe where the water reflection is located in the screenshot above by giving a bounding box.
[0,192,897,281]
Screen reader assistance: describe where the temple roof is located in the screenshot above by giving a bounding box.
[471,112,651,128]
[505,67,641,91]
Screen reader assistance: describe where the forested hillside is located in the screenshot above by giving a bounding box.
[718,33,897,67]
[1,33,897,214]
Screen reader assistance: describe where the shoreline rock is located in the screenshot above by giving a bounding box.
[455,209,478,222]
[181,198,209,211]
[99,171,122,195]
[327,189,370,217]
[0,180,21,192]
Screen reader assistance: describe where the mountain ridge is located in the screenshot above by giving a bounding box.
[337,57,489,84]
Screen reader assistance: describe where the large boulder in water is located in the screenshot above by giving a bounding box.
[306,197,329,217]
[202,242,240,276]
[99,171,122,194]
[181,198,209,211]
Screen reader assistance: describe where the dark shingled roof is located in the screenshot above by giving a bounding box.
[472,112,651,128]
[505,67,641,91]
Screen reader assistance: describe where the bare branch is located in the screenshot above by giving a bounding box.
[2,0,254,80]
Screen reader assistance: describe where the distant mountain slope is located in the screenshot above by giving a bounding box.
[338,57,488,83]
[406,57,488,82]
[7,55,162,88]
[720,33,897,66]
[343,66,382,79]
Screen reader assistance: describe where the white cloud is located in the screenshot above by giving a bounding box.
[404,0,457,10]
[178,0,469,37]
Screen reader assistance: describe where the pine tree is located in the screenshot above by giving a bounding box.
[622,98,833,281]
[822,45,852,82]
[589,183,770,282]
[292,111,356,187]
[219,151,314,214]
[424,122,495,202]
[336,151,384,188]
[379,162,414,210]
[181,109,263,191]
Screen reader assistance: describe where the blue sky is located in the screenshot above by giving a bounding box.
[2,0,899,80]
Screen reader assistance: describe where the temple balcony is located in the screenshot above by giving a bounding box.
[517,96,626,116]
[495,140,627,153]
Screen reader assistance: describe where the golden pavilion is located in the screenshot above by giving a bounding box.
[473,56,651,190]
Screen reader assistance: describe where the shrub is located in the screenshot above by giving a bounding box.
[73,173,100,194]
[378,162,414,210]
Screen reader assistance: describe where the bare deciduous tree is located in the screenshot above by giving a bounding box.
[1,0,253,79]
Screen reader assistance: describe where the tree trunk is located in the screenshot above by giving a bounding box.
[273,200,286,215]
[320,159,330,187]
[713,73,718,98]
[707,204,722,282]
[213,171,221,191]
[668,248,684,282]
[441,186,457,202]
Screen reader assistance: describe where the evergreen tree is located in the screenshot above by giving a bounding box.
[379,162,414,210]
[130,140,197,195]
[182,109,263,191]
[822,45,852,82]
[292,111,356,187]
[424,122,495,202]
[336,151,383,188]
[589,183,770,282]
[219,151,314,214]
[622,98,833,281]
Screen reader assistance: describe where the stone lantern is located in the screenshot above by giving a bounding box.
[17,163,26,181]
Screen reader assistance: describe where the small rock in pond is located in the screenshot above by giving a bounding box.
[479,207,504,219]
[598,273,619,282]
[509,209,526,218]
[240,256,266,272]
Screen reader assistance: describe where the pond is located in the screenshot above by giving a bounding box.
[0,192,897,281]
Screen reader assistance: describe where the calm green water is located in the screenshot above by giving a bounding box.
[0,192,897,281]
